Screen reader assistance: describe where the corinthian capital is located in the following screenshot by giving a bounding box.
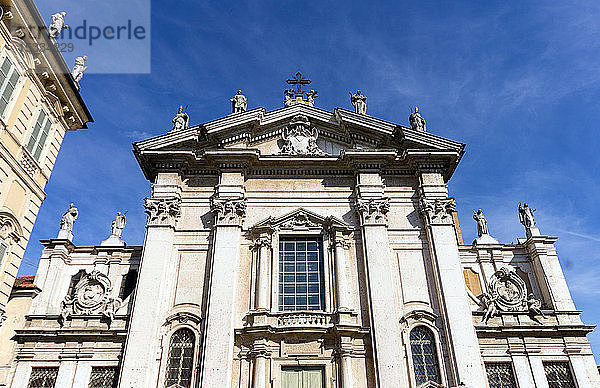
[144,197,181,227]
[211,197,247,226]
[355,197,390,225]
[419,197,456,225]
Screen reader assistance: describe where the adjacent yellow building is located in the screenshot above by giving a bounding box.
[0,0,91,329]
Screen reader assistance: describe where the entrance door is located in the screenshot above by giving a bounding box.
[281,367,324,388]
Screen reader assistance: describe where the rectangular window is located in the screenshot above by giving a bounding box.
[0,56,20,116]
[281,367,324,388]
[278,237,325,311]
[88,366,119,388]
[26,109,52,161]
[27,367,58,388]
[485,362,516,388]
[544,362,576,388]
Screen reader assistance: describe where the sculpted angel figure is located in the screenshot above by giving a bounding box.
[284,88,295,107]
[527,293,546,318]
[480,292,498,324]
[48,12,68,38]
[305,90,318,107]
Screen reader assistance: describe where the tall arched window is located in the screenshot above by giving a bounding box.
[410,326,441,385]
[165,328,195,387]
[463,268,482,296]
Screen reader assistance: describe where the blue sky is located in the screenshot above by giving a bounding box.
[27,1,600,361]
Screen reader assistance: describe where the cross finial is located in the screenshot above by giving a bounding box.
[286,72,311,96]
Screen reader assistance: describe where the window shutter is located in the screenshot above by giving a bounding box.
[33,116,51,160]
[27,110,51,161]
[0,57,20,116]
[0,242,7,267]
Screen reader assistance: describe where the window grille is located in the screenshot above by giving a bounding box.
[410,326,441,385]
[463,268,482,296]
[165,328,195,387]
[485,362,516,388]
[0,56,20,116]
[544,362,576,388]
[26,109,52,161]
[278,237,325,311]
[88,366,119,388]
[119,270,138,299]
[27,367,58,388]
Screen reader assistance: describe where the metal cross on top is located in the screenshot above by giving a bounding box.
[286,72,312,96]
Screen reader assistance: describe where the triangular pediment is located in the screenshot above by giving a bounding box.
[250,208,351,233]
[133,104,465,182]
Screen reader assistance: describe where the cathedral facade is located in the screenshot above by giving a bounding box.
[5,87,600,388]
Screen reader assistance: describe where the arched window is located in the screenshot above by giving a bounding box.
[463,268,482,296]
[67,269,86,297]
[410,326,441,385]
[165,328,195,387]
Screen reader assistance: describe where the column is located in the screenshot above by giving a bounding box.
[524,236,576,312]
[251,339,270,388]
[418,171,488,387]
[508,341,535,387]
[254,236,272,311]
[333,230,354,312]
[119,174,181,387]
[529,357,549,388]
[200,171,246,388]
[354,172,407,388]
[338,336,356,388]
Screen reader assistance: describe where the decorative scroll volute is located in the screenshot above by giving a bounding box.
[419,197,456,225]
[354,197,390,225]
[210,197,247,226]
[60,270,121,325]
[144,197,181,227]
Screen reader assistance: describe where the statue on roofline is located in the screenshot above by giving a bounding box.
[350,90,367,114]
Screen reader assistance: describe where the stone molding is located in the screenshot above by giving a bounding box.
[250,208,351,234]
[479,266,546,324]
[251,236,272,251]
[59,270,121,325]
[210,197,247,226]
[419,197,456,225]
[144,197,181,227]
[0,210,23,244]
[354,197,390,225]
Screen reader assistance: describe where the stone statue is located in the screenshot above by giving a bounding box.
[48,12,68,38]
[473,209,488,237]
[527,293,546,319]
[409,107,427,131]
[230,90,247,114]
[518,202,536,228]
[480,293,497,324]
[71,56,88,82]
[111,212,127,238]
[58,203,78,240]
[172,105,189,131]
[284,88,295,107]
[350,90,367,114]
[305,90,318,107]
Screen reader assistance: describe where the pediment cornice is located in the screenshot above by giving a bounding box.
[250,208,351,234]
[132,105,465,181]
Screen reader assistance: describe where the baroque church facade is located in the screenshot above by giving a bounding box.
[4,83,600,388]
